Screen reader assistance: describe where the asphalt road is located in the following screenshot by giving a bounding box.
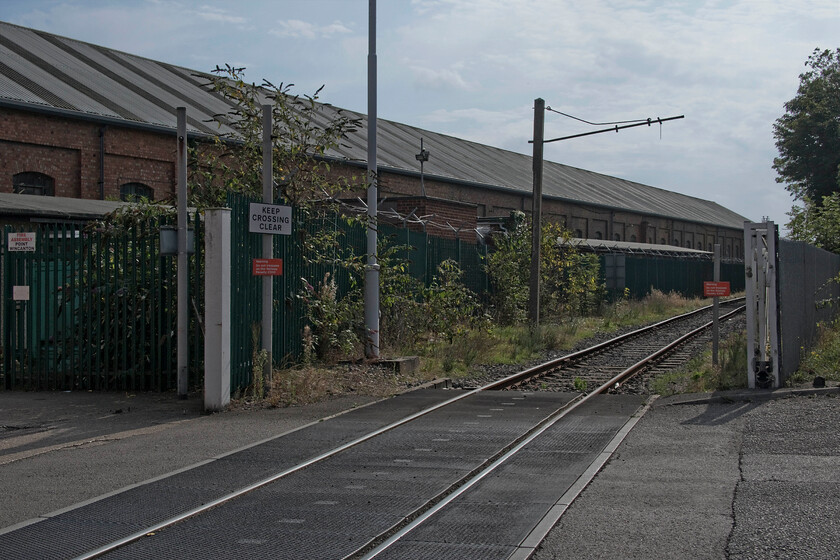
[2,386,838,559]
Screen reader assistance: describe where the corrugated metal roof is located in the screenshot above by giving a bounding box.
[0,20,749,229]
[0,192,128,220]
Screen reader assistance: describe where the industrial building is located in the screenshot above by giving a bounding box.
[0,20,747,257]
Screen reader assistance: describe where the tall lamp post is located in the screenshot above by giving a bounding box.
[415,138,430,197]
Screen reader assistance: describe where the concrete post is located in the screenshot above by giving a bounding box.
[204,208,231,411]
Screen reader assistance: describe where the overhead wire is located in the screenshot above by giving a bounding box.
[545,106,650,126]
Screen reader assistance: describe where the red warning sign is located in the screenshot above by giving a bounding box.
[703,281,730,297]
[252,258,283,276]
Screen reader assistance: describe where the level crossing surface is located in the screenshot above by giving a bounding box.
[0,388,644,559]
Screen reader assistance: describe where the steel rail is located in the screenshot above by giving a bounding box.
[493,297,745,390]
[72,298,744,559]
[358,305,745,559]
[592,305,746,394]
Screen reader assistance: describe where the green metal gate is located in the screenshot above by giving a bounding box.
[2,219,203,391]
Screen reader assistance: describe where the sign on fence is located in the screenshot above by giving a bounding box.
[703,281,730,297]
[8,232,36,251]
[252,258,283,276]
[248,203,292,235]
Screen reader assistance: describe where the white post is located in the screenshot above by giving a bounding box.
[204,208,231,411]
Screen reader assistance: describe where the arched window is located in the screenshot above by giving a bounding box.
[630,235,637,242]
[13,172,54,196]
[660,238,666,245]
[685,241,692,248]
[594,231,603,240]
[697,241,703,250]
[120,182,154,201]
[574,229,583,238]
[613,233,621,241]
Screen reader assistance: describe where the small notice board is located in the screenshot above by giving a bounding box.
[703,281,730,297]
[253,258,283,276]
[8,232,36,252]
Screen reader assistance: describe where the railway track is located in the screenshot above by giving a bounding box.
[494,298,746,394]
[1,299,746,560]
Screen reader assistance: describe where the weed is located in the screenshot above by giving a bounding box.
[573,377,588,392]
[651,330,747,396]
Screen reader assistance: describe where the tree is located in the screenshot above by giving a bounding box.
[190,65,363,209]
[786,192,840,254]
[773,48,840,203]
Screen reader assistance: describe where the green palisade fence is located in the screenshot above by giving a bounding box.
[603,255,745,300]
[2,217,203,391]
[227,195,489,393]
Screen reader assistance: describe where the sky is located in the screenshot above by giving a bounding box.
[3,0,839,231]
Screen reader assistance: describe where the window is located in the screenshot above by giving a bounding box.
[630,235,637,242]
[574,229,583,238]
[613,233,621,241]
[594,231,603,240]
[120,182,154,201]
[13,172,54,196]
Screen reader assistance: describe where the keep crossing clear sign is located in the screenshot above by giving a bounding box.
[248,203,292,235]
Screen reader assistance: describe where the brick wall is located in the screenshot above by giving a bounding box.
[0,107,176,200]
[0,107,743,255]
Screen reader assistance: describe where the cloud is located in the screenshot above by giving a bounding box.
[408,65,474,91]
[195,5,248,25]
[270,19,353,39]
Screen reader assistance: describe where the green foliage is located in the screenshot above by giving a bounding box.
[786,192,840,253]
[423,259,483,343]
[485,211,605,324]
[486,211,530,324]
[651,331,748,395]
[790,316,840,385]
[297,272,361,362]
[773,48,840,203]
[377,237,425,352]
[190,64,363,209]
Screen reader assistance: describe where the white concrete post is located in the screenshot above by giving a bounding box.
[204,208,231,411]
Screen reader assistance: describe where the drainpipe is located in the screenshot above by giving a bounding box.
[98,126,107,200]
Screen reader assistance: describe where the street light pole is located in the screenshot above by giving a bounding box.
[364,0,380,358]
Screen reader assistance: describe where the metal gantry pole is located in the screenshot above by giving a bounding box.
[262,104,273,382]
[176,107,188,399]
[528,98,545,327]
[364,0,380,358]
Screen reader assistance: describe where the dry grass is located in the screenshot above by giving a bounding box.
[232,361,441,409]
